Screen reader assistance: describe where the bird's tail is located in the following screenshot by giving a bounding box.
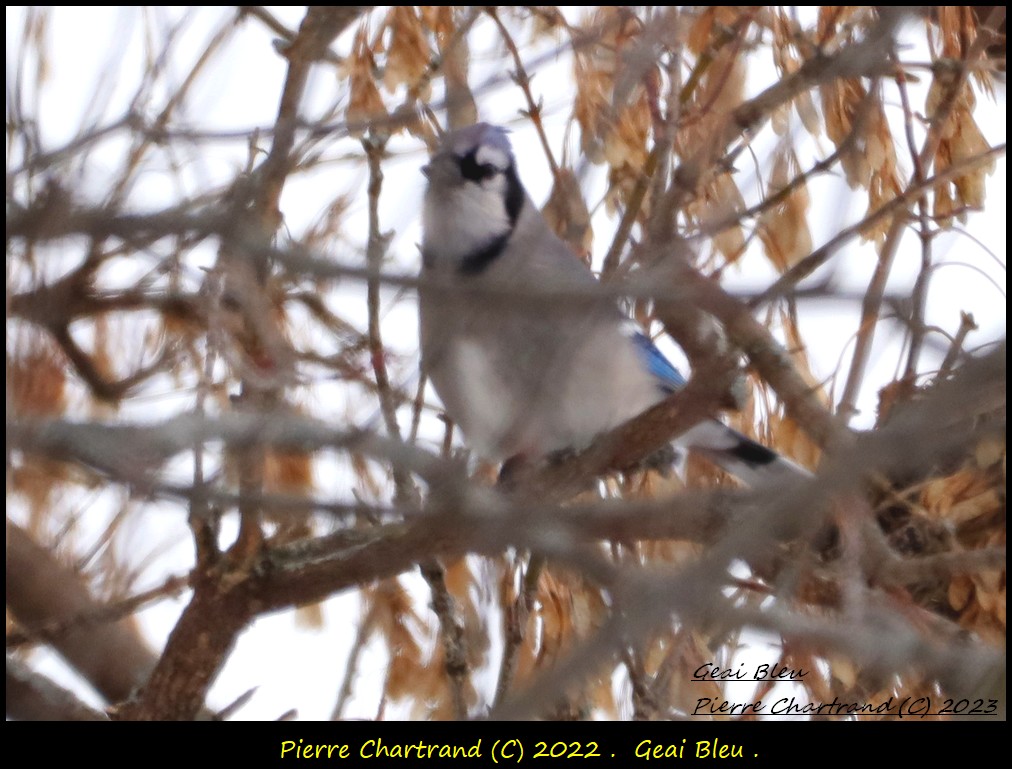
[679,420,812,486]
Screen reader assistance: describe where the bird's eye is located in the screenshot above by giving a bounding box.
[458,151,498,183]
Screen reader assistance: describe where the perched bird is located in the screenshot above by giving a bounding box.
[418,122,804,485]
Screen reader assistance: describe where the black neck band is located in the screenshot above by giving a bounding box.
[457,231,511,275]
[443,165,526,276]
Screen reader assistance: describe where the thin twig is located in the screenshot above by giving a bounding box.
[838,22,997,418]
[494,554,543,706]
[487,9,559,176]
[419,560,470,719]
[7,574,190,649]
[939,312,979,376]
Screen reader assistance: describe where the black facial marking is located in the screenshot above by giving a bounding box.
[458,149,499,183]
[503,165,523,225]
[445,144,527,275]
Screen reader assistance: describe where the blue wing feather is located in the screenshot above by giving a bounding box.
[629,331,687,394]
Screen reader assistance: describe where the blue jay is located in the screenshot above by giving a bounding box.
[418,122,805,485]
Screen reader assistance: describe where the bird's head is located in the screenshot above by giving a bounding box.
[421,123,526,273]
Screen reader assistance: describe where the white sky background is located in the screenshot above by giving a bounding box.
[6,7,1006,720]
